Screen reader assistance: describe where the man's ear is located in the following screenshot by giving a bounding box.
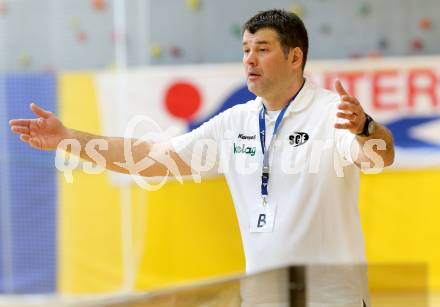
[291,47,303,68]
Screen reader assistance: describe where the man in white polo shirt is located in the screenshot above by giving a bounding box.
[10,9,394,307]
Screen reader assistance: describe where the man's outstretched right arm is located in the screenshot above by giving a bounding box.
[9,103,192,177]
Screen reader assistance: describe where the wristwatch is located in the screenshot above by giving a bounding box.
[357,113,375,137]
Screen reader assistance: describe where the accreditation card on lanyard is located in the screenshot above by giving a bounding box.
[249,80,305,233]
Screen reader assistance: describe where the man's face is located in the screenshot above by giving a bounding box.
[242,28,293,98]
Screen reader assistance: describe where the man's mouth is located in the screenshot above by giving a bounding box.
[248,72,262,80]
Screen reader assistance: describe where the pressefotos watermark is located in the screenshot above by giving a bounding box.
[55,116,389,191]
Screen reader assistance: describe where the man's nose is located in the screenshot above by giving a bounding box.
[244,51,257,66]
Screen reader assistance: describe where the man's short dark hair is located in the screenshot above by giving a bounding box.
[242,9,309,71]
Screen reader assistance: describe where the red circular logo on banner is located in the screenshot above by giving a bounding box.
[164,81,202,121]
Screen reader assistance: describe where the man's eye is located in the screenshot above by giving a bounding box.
[243,50,250,54]
[259,49,267,52]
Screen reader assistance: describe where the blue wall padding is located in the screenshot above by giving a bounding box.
[0,73,57,294]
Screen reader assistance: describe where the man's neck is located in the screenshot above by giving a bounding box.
[263,77,305,111]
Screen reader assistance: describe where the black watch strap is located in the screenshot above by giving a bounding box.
[357,113,374,137]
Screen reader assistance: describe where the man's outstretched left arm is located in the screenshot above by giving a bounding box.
[334,80,395,168]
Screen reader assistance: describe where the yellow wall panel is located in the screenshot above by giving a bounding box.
[360,169,440,290]
[58,73,124,293]
[59,171,123,293]
[58,73,102,134]
[134,177,245,290]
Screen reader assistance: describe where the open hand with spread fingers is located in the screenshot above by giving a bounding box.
[9,103,69,150]
[334,80,367,135]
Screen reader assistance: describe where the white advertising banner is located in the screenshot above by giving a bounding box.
[95,56,440,172]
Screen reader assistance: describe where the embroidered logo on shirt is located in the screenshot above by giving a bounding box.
[288,132,309,147]
[238,133,256,140]
[233,143,256,156]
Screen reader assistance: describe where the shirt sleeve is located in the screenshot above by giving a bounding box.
[170,110,228,177]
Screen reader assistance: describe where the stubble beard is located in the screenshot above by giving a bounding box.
[247,79,268,97]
